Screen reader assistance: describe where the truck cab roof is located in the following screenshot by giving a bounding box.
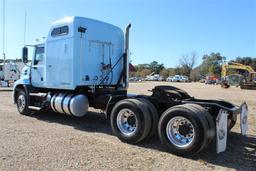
[47,16,124,41]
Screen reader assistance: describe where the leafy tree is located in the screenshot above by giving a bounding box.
[129,71,136,77]
[199,52,225,76]
[174,67,182,75]
[167,68,176,76]
[140,68,151,77]
[149,61,164,74]
[160,69,169,79]
[135,63,150,72]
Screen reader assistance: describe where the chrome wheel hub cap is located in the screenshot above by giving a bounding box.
[116,108,138,136]
[18,95,26,111]
[166,116,195,148]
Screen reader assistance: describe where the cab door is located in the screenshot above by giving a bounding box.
[31,45,45,87]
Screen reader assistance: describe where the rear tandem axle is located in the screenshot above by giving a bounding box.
[14,85,248,156]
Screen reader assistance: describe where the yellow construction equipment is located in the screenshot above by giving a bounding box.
[221,63,256,89]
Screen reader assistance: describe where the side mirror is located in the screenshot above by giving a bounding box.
[22,47,28,63]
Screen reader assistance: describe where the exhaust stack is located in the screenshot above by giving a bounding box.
[125,23,131,54]
[123,23,131,89]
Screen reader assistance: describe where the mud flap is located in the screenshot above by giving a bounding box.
[240,102,248,136]
[216,109,228,154]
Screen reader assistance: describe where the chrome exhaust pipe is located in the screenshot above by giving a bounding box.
[124,23,131,90]
[125,23,131,54]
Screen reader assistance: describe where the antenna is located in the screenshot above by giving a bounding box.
[23,11,27,46]
[2,0,5,66]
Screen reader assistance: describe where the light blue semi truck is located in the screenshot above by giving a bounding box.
[13,16,248,156]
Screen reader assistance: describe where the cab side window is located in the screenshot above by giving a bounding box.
[34,47,44,65]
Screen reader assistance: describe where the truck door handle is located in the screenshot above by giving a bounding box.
[48,65,52,68]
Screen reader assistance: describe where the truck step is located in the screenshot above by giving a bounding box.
[29,93,48,97]
[28,106,41,111]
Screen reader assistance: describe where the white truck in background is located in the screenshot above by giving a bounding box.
[146,74,160,81]
[0,62,24,86]
[13,16,248,156]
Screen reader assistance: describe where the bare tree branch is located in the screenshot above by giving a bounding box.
[179,51,197,77]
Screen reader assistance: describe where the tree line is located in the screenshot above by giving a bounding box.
[130,52,256,81]
[1,55,255,82]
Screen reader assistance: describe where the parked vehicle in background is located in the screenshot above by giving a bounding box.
[145,74,160,81]
[216,79,222,84]
[166,75,189,82]
[166,76,173,82]
[199,78,206,83]
[0,65,3,80]
[205,79,215,84]
[170,75,183,82]
[158,76,165,81]
[180,76,189,82]
[171,75,181,82]
[205,75,220,85]
[129,77,143,82]
[221,63,256,89]
[0,62,24,83]
[129,77,136,82]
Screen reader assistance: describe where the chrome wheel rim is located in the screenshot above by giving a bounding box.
[116,108,138,136]
[18,94,26,112]
[166,116,195,148]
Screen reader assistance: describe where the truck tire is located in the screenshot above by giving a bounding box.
[110,98,151,144]
[127,98,153,141]
[137,97,159,138]
[16,90,31,115]
[172,104,212,153]
[158,104,209,156]
[182,104,215,151]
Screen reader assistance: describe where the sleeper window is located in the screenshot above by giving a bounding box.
[51,26,69,37]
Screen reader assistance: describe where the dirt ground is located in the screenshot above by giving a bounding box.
[0,82,255,170]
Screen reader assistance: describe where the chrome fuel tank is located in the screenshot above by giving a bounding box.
[50,93,89,117]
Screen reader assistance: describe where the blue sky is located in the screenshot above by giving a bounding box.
[0,0,255,68]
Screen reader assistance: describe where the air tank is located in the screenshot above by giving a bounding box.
[50,93,89,117]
